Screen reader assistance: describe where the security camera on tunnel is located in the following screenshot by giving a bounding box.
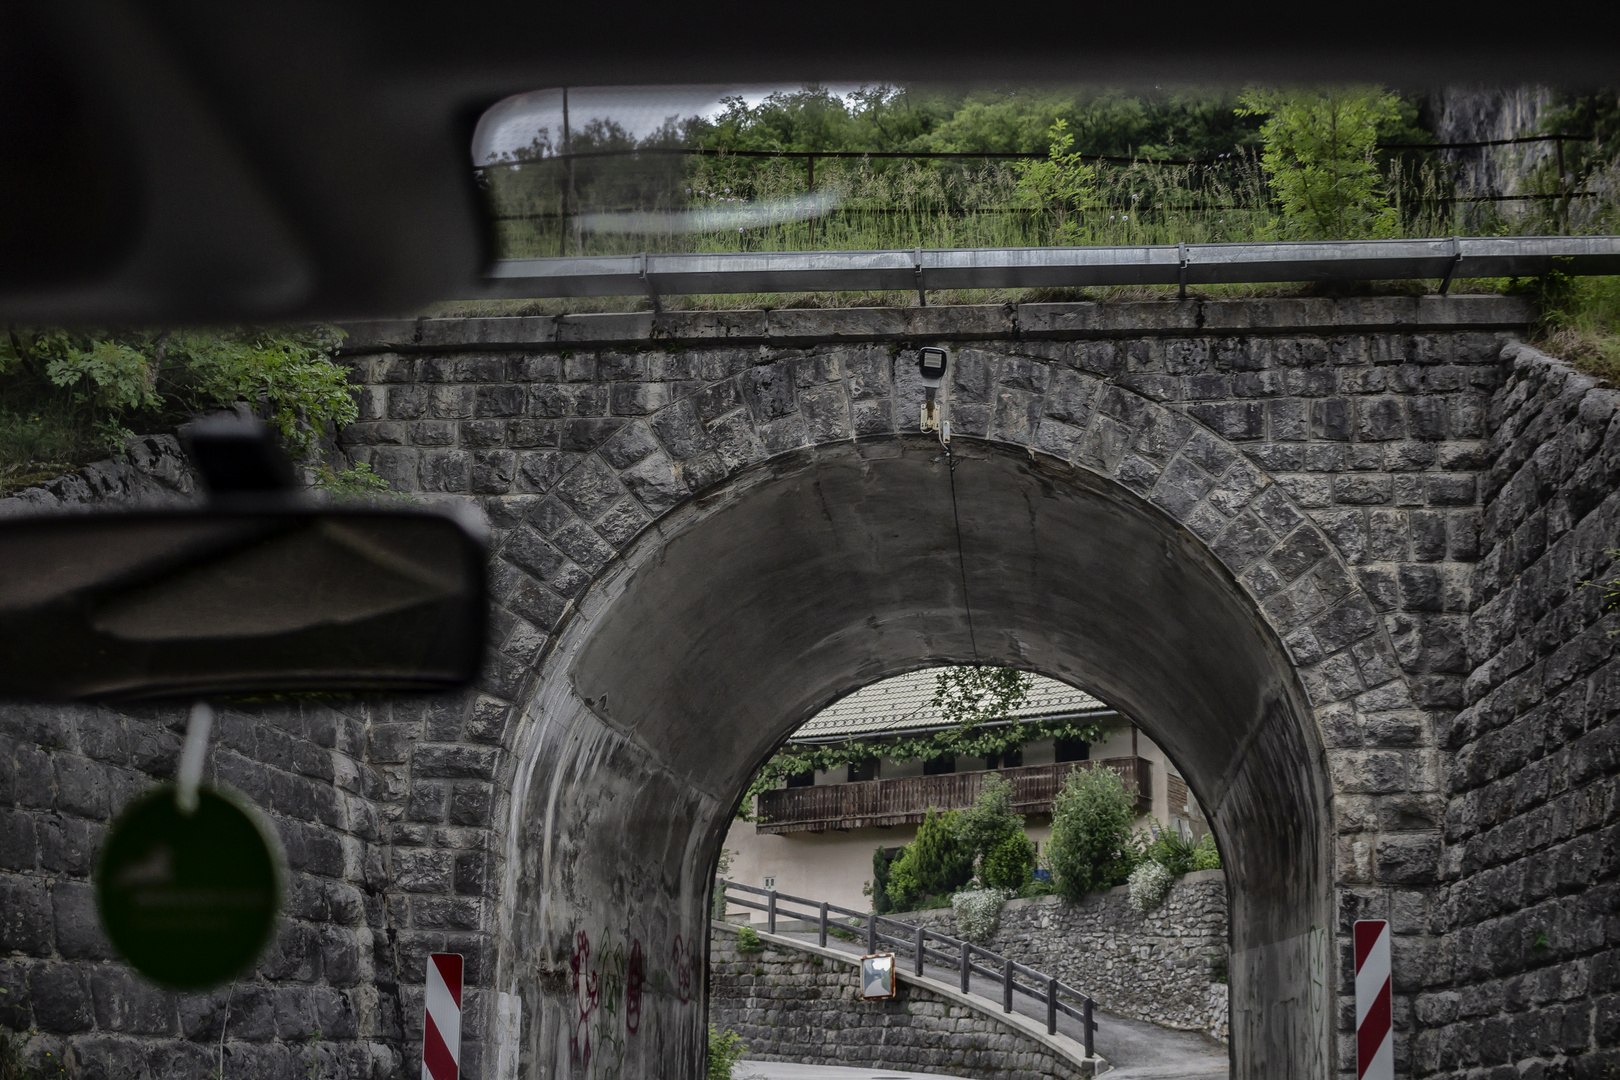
[917,346,949,438]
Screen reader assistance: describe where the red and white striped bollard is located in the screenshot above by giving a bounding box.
[423,952,463,1080]
[1354,920,1392,1080]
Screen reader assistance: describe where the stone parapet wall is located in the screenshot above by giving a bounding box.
[1387,342,1620,1080]
[882,872,1229,1040]
[708,923,1096,1080]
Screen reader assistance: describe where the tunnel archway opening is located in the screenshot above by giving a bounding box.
[718,663,1203,921]
[495,436,1334,1080]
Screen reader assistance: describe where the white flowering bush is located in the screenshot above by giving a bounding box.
[952,887,1013,943]
[1128,860,1174,915]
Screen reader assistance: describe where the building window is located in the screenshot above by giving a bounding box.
[848,760,878,782]
[985,747,1023,770]
[923,755,955,776]
[786,770,814,788]
[1054,738,1090,762]
[763,876,776,891]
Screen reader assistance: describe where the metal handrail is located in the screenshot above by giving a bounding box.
[716,878,1096,1054]
[474,235,1620,301]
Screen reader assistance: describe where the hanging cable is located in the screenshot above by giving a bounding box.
[940,428,979,662]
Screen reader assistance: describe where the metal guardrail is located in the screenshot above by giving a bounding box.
[717,878,1096,1056]
[477,236,1620,301]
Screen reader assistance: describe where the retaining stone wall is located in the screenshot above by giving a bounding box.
[0,446,424,1080]
[708,924,1094,1080]
[1385,343,1620,1080]
[883,872,1229,1040]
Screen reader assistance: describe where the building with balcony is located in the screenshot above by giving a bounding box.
[720,668,1208,918]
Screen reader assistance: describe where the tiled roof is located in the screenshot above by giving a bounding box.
[792,669,1113,742]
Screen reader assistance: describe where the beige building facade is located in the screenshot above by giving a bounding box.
[720,669,1208,919]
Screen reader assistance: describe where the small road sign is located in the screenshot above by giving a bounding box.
[424,953,464,1080]
[1355,920,1393,1080]
[95,785,280,989]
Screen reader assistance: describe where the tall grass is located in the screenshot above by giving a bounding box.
[480,148,1615,259]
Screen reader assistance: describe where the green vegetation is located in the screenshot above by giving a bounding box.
[1046,765,1138,899]
[959,773,1035,891]
[932,666,1033,731]
[733,926,763,953]
[706,1024,749,1080]
[980,831,1037,892]
[0,326,355,494]
[1235,86,1405,240]
[1190,833,1222,872]
[885,807,975,910]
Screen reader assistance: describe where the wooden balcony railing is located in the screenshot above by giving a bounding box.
[754,757,1152,835]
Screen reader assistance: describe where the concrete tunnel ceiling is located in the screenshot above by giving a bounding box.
[564,438,1333,963]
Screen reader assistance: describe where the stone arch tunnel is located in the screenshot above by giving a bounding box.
[1,294,1616,1080]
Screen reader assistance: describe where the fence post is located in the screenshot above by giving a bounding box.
[1046,976,1058,1035]
[1002,958,1013,1013]
[867,911,876,954]
[767,889,776,935]
[914,925,925,976]
[819,902,828,948]
[960,941,971,994]
[1083,998,1094,1058]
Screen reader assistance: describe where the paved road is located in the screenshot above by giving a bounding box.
[739,1063,970,1080]
[773,928,1229,1079]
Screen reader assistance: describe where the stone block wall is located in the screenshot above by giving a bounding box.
[708,923,1094,1080]
[1392,343,1620,1080]
[883,872,1229,1040]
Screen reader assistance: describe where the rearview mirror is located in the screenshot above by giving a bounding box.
[0,506,487,699]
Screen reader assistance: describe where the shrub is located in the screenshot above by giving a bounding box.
[960,773,1023,863]
[1046,765,1137,899]
[1016,877,1056,900]
[733,926,763,953]
[952,887,1013,943]
[869,846,898,915]
[1128,860,1175,915]
[1190,833,1222,871]
[707,1024,748,1080]
[1235,87,1402,241]
[980,830,1036,891]
[886,807,973,910]
[1143,823,1198,875]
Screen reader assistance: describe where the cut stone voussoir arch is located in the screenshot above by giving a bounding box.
[478,342,1413,760]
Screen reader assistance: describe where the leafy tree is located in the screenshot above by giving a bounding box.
[1013,120,1099,244]
[886,808,973,910]
[932,665,1034,730]
[1046,765,1138,899]
[1236,86,1403,240]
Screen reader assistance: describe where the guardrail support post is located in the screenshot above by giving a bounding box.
[1003,958,1013,1013]
[819,902,828,948]
[1046,976,1058,1035]
[1083,998,1094,1058]
[867,911,876,954]
[960,941,971,994]
[767,889,776,935]
[914,925,925,976]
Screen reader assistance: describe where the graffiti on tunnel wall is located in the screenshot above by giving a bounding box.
[569,928,695,1077]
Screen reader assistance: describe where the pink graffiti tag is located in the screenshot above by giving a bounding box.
[626,938,644,1033]
[570,930,599,1069]
[671,934,698,1005]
